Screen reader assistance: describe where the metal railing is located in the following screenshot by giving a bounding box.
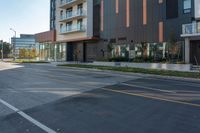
[182,22,200,35]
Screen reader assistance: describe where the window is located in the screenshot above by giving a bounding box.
[60,24,64,32]
[77,19,83,30]
[66,8,73,18]
[66,22,72,31]
[183,0,191,14]
[60,10,63,19]
[166,0,178,19]
[77,4,83,15]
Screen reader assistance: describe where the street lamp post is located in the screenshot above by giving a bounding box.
[0,40,3,61]
[10,28,16,61]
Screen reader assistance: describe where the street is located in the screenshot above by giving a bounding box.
[0,62,200,133]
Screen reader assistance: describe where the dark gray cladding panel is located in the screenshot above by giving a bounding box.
[100,0,194,43]
[87,0,94,37]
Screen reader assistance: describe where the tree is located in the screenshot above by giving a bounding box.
[167,32,178,62]
[0,42,12,58]
[19,48,26,58]
[107,43,114,58]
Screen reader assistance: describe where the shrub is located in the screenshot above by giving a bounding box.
[109,57,129,62]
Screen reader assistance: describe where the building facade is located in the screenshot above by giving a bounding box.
[11,34,36,58]
[36,0,200,64]
[36,0,100,62]
[96,0,200,64]
[56,0,100,62]
[181,0,200,64]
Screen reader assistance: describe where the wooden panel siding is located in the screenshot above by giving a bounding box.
[143,0,147,25]
[116,0,119,14]
[159,21,164,43]
[126,0,130,27]
[101,0,104,32]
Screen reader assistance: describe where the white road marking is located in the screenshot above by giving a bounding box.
[0,98,57,133]
[121,83,176,93]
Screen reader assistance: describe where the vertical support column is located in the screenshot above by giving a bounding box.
[163,43,166,58]
[147,43,150,57]
[54,44,57,62]
[39,44,41,61]
[184,38,190,64]
[48,43,51,61]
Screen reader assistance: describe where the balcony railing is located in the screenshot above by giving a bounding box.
[60,10,86,21]
[60,24,86,34]
[182,22,200,36]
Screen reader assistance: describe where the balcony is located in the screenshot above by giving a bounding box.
[60,24,86,34]
[60,10,86,22]
[60,0,85,9]
[181,22,200,37]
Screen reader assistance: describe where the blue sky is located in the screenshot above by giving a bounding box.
[0,0,50,42]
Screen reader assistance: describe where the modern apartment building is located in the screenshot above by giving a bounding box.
[181,0,200,64]
[36,0,100,62]
[96,0,200,64]
[56,0,100,62]
[36,0,200,64]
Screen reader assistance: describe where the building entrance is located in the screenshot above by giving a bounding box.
[190,40,200,65]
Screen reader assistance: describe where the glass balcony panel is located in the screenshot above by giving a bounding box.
[60,24,86,33]
[60,0,78,6]
[60,9,86,21]
[198,22,200,33]
[182,22,200,35]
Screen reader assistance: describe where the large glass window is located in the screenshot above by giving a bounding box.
[77,4,83,15]
[60,10,64,19]
[66,22,72,31]
[66,8,73,18]
[77,19,83,30]
[110,42,184,63]
[183,0,191,13]
[166,0,178,19]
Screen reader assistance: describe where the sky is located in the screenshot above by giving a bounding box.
[0,0,50,42]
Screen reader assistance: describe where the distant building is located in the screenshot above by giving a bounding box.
[11,34,36,58]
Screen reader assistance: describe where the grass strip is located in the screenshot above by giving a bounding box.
[58,64,200,79]
[13,60,49,64]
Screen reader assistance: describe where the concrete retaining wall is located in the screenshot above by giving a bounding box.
[90,62,192,72]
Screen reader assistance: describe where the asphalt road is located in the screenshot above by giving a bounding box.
[0,62,200,133]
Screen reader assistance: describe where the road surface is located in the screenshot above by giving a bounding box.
[0,62,200,133]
